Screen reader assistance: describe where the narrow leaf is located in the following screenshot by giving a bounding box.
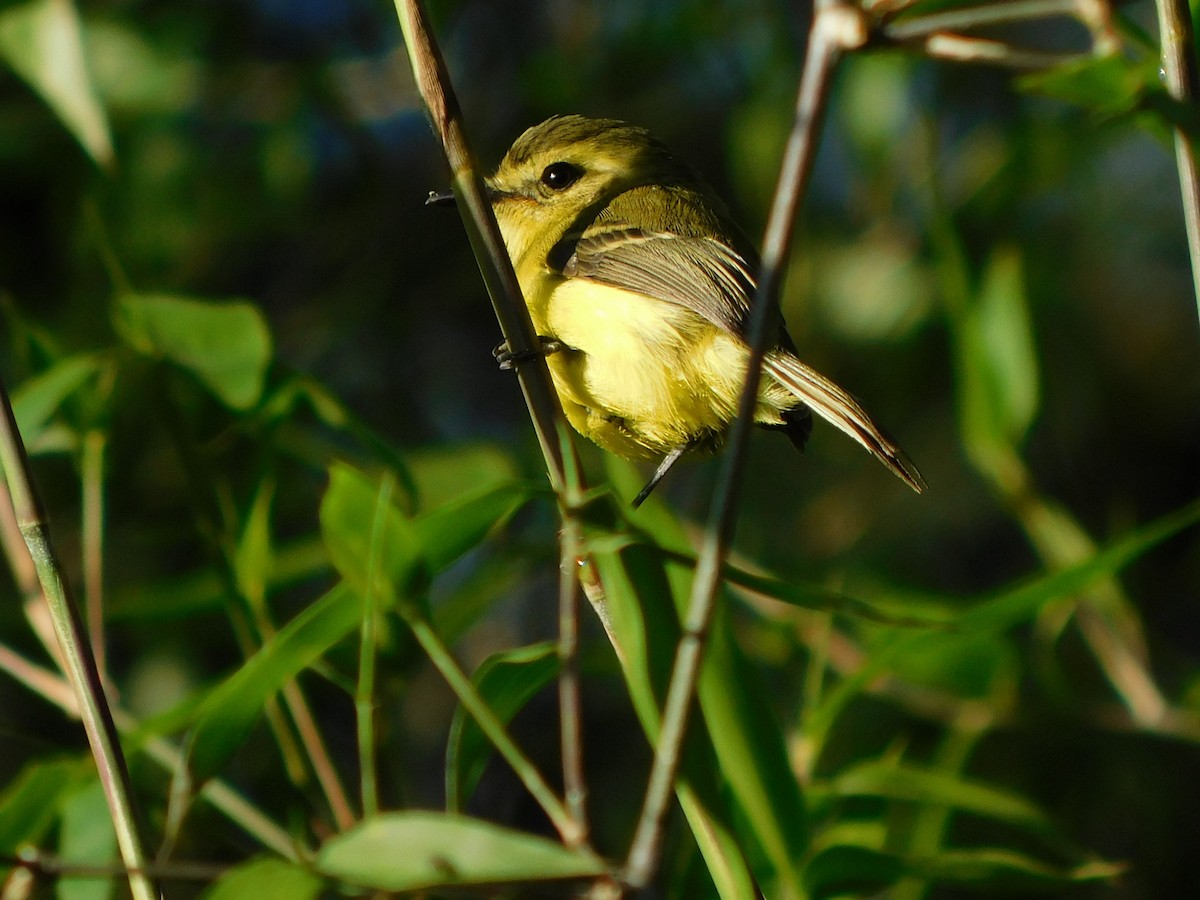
[414,480,532,574]
[184,584,361,784]
[957,246,1039,464]
[957,497,1200,632]
[234,478,274,613]
[315,812,608,891]
[823,761,1066,848]
[446,642,560,811]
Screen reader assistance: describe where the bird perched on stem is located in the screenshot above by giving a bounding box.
[433,115,924,505]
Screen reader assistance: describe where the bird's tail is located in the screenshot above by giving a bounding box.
[763,351,926,493]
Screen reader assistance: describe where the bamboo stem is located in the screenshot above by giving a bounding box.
[0,374,158,900]
[621,1,862,888]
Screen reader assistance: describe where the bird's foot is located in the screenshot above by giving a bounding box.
[493,336,565,371]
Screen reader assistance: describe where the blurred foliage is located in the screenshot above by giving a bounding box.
[1,0,1199,897]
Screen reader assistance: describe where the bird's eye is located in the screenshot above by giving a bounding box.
[540,162,582,191]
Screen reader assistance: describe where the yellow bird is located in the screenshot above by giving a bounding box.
[434,115,924,505]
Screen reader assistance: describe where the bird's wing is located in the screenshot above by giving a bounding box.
[555,224,755,336]
[554,198,927,494]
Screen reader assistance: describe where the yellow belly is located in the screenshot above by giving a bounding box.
[523,273,791,458]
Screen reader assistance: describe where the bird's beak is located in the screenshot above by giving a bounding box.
[425,189,456,207]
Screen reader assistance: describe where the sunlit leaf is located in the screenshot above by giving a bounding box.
[587,542,759,900]
[598,456,809,898]
[315,812,608,891]
[199,858,323,900]
[445,642,559,811]
[407,443,521,510]
[320,463,425,600]
[114,293,272,411]
[0,0,114,167]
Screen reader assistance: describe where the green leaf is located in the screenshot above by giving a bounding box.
[184,584,362,784]
[0,0,114,167]
[315,812,608,891]
[803,843,1121,897]
[446,642,560,811]
[908,848,1123,890]
[10,354,103,447]
[1015,53,1148,116]
[57,779,116,900]
[957,246,1039,468]
[868,629,1017,701]
[414,480,533,573]
[199,858,323,900]
[320,463,425,599]
[587,541,759,900]
[114,293,272,410]
[234,478,275,613]
[0,758,88,855]
[822,761,1067,848]
[804,844,904,898]
[955,497,1200,633]
[408,443,520,510]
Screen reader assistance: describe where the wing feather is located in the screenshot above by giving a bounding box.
[557,226,755,335]
[764,353,926,493]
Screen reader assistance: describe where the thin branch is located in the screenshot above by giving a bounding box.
[1154,0,1200,322]
[880,0,1121,67]
[557,489,588,844]
[356,473,397,820]
[280,680,356,829]
[407,614,587,847]
[883,0,1089,41]
[0,638,300,860]
[0,374,157,900]
[621,1,864,888]
[918,34,1092,69]
[81,429,106,680]
[394,0,592,848]
[393,0,581,496]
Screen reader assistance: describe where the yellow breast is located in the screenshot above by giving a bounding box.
[521,271,766,457]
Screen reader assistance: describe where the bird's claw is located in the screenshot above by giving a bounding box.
[493,336,564,370]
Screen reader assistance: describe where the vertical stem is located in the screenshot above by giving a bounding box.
[557,509,588,844]
[357,474,398,821]
[1154,0,1200,323]
[394,0,594,851]
[0,374,158,900]
[81,429,106,678]
[407,614,584,846]
[394,0,578,494]
[622,2,863,889]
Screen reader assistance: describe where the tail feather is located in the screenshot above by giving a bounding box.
[763,351,925,493]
